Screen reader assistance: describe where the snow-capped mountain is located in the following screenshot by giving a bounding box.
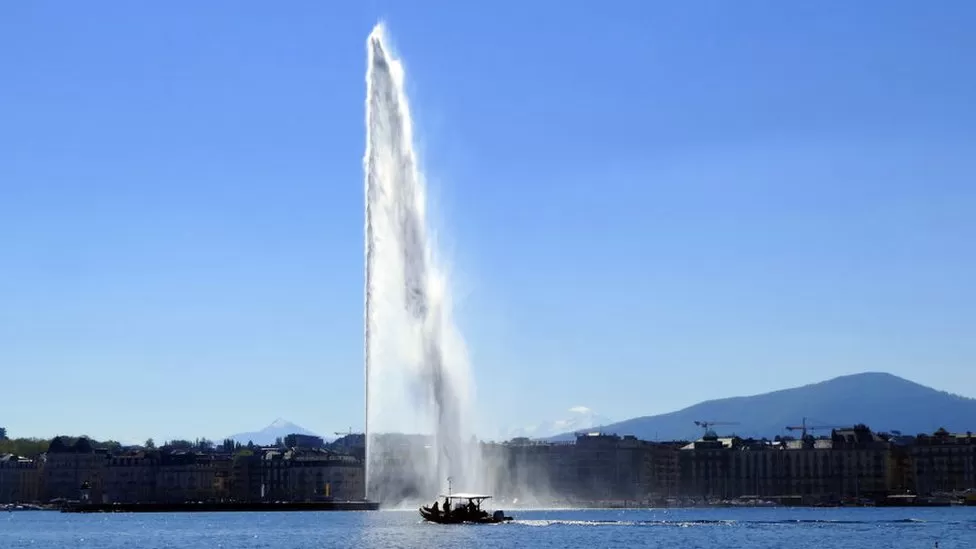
[502,406,612,440]
[227,418,323,446]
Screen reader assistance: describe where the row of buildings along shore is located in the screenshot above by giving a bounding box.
[3,426,976,506]
[479,425,976,506]
[0,433,365,505]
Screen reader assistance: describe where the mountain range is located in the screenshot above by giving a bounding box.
[222,373,974,447]
[227,418,322,446]
[550,372,976,442]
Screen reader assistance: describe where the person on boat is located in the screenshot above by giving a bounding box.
[430,500,440,517]
[443,498,451,517]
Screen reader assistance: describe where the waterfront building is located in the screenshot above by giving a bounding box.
[154,451,219,503]
[42,437,106,502]
[495,433,682,505]
[103,452,158,503]
[644,441,682,501]
[910,428,976,494]
[10,424,975,506]
[727,438,779,499]
[284,434,325,449]
[779,437,834,499]
[680,432,735,499]
[364,433,434,502]
[574,433,649,502]
[680,425,895,503]
[261,448,364,501]
[829,425,892,499]
[0,454,41,503]
[496,438,570,502]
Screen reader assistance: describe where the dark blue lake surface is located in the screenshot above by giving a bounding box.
[2,507,974,548]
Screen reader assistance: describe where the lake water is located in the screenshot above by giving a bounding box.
[2,508,974,548]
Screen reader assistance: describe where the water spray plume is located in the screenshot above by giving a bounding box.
[363,22,481,505]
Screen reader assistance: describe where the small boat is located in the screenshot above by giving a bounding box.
[420,493,513,524]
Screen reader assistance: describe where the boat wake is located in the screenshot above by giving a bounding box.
[513,518,941,528]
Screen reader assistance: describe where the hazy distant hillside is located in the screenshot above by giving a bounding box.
[551,372,976,442]
[227,419,321,446]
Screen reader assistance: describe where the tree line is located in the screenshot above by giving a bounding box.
[0,427,254,458]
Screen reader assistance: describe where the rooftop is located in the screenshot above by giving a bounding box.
[438,493,491,500]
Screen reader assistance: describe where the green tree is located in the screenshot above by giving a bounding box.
[100,440,123,453]
[0,437,50,457]
[144,438,156,449]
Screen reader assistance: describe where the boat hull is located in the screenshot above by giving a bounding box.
[419,506,512,524]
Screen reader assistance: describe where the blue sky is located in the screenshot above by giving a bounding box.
[2,1,974,443]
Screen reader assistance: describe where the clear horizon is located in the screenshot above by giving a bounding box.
[2,2,974,443]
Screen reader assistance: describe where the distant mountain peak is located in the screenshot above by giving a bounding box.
[824,371,902,384]
[227,419,320,446]
[504,406,612,440]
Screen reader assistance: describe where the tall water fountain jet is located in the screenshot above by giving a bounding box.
[363,23,481,505]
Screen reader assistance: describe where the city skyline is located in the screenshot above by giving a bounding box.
[2,2,975,443]
[4,424,976,509]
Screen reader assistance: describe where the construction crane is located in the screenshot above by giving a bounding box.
[694,421,739,437]
[785,417,844,438]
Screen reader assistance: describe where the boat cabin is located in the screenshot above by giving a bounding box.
[439,493,491,509]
